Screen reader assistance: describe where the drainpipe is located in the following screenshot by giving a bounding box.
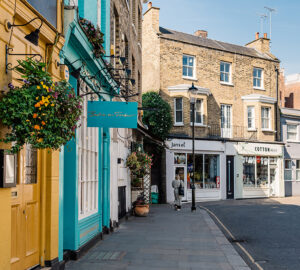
[275,66,279,141]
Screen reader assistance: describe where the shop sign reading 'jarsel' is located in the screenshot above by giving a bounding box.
[87,101,138,128]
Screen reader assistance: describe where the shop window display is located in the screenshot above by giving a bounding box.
[243,156,255,187]
[284,160,292,181]
[186,154,220,189]
[243,156,278,188]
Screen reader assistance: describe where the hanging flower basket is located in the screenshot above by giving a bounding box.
[79,18,105,57]
[0,58,83,153]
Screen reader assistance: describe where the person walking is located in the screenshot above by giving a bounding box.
[172,174,184,211]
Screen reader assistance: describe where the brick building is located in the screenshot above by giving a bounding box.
[282,73,300,109]
[142,3,285,202]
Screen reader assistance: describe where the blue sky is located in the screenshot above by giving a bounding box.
[142,0,300,75]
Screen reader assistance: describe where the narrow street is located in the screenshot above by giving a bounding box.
[65,204,250,270]
[201,197,300,270]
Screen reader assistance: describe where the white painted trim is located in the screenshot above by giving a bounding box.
[168,84,210,96]
[242,94,276,104]
[220,82,234,87]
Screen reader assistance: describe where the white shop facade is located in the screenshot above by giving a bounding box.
[165,139,284,203]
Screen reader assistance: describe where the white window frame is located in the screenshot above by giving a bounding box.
[221,104,232,138]
[182,54,196,80]
[247,106,255,130]
[78,89,99,220]
[174,97,183,126]
[253,67,264,90]
[296,160,300,181]
[284,159,292,181]
[220,61,232,84]
[287,124,298,141]
[190,99,204,125]
[261,107,271,131]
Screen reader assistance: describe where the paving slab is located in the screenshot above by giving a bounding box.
[65,204,250,270]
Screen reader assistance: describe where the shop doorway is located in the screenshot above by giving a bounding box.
[11,145,40,270]
[118,186,126,219]
[226,156,234,199]
[174,166,187,201]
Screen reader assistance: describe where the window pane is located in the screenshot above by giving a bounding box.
[257,156,268,187]
[188,67,193,77]
[188,57,194,67]
[176,98,182,110]
[253,78,257,87]
[220,73,224,81]
[220,64,224,72]
[225,63,230,72]
[224,74,229,82]
[287,125,297,132]
[285,160,292,169]
[256,79,261,87]
[183,56,187,66]
[187,154,203,189]
[253,69,257,77]
[196,112,202,123]
[176,111,182,123]
[204,155,219,189]
[296,170,300,180]
[243,156,255,187]
[183,66,187,76]
[297,160,300,169]
[257,69,262,77]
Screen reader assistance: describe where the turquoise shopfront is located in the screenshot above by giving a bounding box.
[58,0,117,262]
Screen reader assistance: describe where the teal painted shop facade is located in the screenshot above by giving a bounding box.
[58,0,117,261]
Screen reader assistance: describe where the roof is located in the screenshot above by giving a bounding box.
[159,27,278,62]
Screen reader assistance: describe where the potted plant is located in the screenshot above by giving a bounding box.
[132,193,149,217]
[0,58,83,153]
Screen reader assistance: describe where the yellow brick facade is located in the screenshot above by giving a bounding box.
[0,0,65,269]
[142,6,280,143]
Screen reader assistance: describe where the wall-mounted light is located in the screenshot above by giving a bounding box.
[6,17,43,46]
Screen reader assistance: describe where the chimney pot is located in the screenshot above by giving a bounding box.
[148,1,152,9]
[255,32,259,39]
[264,33,267,38]
[194,30,208,38]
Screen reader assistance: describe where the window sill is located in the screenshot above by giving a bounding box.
[182,76,198,82]
[220,81,234,87]
[253,87,265,91]
[286,140,300,143]
[247,128,257,132]
[190,123,207,127]
[174,123,184,127]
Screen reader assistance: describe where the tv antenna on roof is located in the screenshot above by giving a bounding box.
[257,13,267,35]
[264,6,277,41]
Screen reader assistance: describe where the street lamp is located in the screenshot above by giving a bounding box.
[188,83,197,212]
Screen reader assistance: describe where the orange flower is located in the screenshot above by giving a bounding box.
[34,103,40,108]
[33,113,38,119]
[34,125,40,130]
[41,121,46,126]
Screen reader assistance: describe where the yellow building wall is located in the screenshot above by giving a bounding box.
[0,0,65,268]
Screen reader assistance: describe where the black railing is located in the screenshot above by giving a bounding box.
[207,124,257,141]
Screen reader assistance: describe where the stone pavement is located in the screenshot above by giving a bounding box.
[65,204,250,270]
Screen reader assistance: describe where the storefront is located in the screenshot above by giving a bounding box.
[166,139,227,203]
[234,142,284,198]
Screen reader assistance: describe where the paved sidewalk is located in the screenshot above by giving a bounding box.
[65,204,250,270]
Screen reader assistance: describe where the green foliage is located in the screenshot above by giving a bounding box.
[0,58,83,153]
[142,92,172,140]
[126,151,152,179]
[79,18,105,57]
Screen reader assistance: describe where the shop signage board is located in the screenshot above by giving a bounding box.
[237,142,283,156]
[166,139,224,152]
[87,101,138,128]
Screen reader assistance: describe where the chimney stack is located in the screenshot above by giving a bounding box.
[246,32,270,53]
[264,33,267,38]
[148,1,152,9]
[255,32,259,39]
[194,30,208,38]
